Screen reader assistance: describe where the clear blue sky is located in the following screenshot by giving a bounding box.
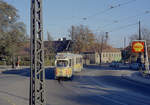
[4,0,150,48]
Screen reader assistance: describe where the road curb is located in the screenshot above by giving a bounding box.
[0,68,18,74]
[0,69,7,74]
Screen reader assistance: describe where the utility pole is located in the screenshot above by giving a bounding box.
[144,41,149,72]
[137,20,142,70]
[139,21,141,40]
[8,16,16,69]
[124,37,126,64]
[100,32,108,65]
[105,32,109,45]
[124,37,126,49]
[100,35,104,65]
[30,0,46,105]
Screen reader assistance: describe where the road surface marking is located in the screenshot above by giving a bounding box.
[2,97,16,105]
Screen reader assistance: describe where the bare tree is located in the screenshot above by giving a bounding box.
[95,32,106,64]
[128,28,150,62]
[68,25,95,53]
[129,28,150,44]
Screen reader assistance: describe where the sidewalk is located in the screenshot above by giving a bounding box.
[0,66,12,73]
[122,71,150,85]
[0,66,54,74]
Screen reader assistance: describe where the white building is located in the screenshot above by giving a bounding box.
[81,47,122,64]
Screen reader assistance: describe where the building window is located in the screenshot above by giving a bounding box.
[103,53,105,57]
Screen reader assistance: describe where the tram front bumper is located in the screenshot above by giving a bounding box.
[55,68,72,78]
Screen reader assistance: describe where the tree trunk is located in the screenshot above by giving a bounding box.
[12,55,16,69]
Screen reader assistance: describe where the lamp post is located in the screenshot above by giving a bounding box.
[8,16,12,20]
[100,35,104,65]
[8,16,16,69]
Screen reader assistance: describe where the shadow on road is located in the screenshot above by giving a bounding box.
[84,64,133,71]
[2,67,55,80]
[74,74,150,96]
[59,74,150,105]
[1,66,150,105]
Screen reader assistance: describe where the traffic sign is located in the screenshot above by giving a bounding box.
[132,41,145,53]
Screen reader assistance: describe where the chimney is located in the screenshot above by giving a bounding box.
[58,38,61,41]
[63,37,66,41]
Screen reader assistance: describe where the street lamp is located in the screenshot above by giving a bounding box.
[8,16,12,20]
[8,16,16,69]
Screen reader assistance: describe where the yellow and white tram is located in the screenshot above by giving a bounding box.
[55,53,83,79]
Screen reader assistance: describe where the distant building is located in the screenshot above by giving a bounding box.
[44,37,72,53]
[101,48,122,63]
[81,46,122,65]
[81,52,100,65]
[16,37,72,57]
[15,38,122,65]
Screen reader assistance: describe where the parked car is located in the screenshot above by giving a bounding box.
[130,63,145,70]
[130,63,139,70]
[130,63,140,70]
[109,62,116,67]
[109,62,120,68]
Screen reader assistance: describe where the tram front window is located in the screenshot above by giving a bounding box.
[56,60,68,67]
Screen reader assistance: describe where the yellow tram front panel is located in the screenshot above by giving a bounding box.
[55,67,72,78]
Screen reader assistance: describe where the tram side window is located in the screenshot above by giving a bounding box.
[69,59,72,67]
[80,58,82,63]
[77,58,80,64]
[72,59,74,66]
[76,58,78,64]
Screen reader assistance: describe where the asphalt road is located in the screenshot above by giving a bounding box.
[0,65,150,105]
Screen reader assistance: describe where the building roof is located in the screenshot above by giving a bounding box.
[56,53,82,59]
[16,38,121,56]
[16,39,72,56]
[102,46,121,53]
[81,52,98,54]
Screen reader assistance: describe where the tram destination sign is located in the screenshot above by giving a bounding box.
[132,40,145,53]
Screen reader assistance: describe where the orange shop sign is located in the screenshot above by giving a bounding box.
[132,41,144,53]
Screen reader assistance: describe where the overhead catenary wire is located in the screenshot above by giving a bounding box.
[58,0,137,23]
[108,22,138,32]
[47,0,137,30]
[82,0,137,20]
[110,0,121,3]
[111,0,137,8]
[110,0,124,3]
[48,0,145,38]
[96,10,150,29]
